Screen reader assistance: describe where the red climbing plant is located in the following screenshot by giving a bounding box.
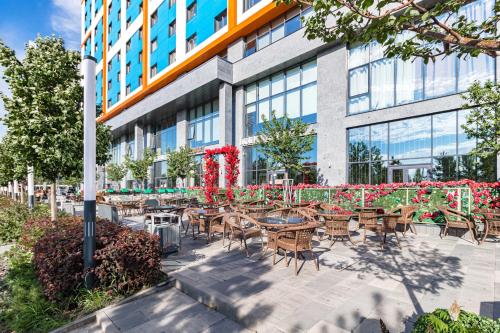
[203,145,240,203]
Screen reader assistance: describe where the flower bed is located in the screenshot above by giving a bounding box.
[186,180,499,224]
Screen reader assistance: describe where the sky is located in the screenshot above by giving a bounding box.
[0,0,81,138]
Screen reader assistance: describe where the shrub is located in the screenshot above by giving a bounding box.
[33,218,163,301]
[20,215,81,250]
[0,202,50,244]
[94,227,164,293]
[413,307,500,332]
[0,246,67,332]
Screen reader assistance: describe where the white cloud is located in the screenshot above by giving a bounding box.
[50,0,81,50]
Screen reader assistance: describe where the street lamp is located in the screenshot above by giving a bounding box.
[82,55,97,289]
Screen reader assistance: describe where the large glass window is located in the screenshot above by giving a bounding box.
[347,0,495,114]
[187,99,219,148]
[347,110,497,184]
[154,117,176,155]
[244,136,318,185]
[244,60,317,137]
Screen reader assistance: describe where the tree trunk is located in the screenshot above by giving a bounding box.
[50,182,57,222]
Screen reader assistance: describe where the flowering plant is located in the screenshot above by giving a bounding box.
[203,145,240,203]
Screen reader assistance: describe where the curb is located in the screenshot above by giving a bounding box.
[50,278,175,333]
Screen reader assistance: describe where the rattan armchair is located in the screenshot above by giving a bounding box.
[359,210,379,244]
[184,207,203,238]
[389,205,418,236]
[272,223,319,275]
[207,213,228,244]
[324,214,355,247]
[474,208,500,244]
[225,213,264,257]
[437,206,476,243]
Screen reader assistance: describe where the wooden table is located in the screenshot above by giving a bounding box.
[475,211,500,244]
[194,209,220,241]
[244,205,274,218]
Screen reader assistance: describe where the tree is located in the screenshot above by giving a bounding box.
[276,0,499,61]
[106,163,127,189]
[124,148,156,189]
[166,146,196,187]
[0,134,26,186]
[460,80,499,159]
[256,112,315,180]
[0,36,112,221]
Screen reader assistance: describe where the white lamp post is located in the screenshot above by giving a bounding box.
[82,55,97,289]
[28,166,34,208]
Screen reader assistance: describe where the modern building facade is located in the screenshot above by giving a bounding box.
[81,0,499,189]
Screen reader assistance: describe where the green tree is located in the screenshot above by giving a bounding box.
[124,148,156,189]
[166,146,196,187]
[106,163,127,189]
[460,80,499,159]
[0,36,111,221]
[0,134,26,186]
[276,0,499,61]
[256,112,315,180]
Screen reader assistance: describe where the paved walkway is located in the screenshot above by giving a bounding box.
[170,231,499,332]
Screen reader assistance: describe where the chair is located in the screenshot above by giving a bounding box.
[207,213,228,244]
[359,211,379,244]
[389,205,418,236]
[184,208,203,239]
[273,223,319,275]
[437,206,476,243]
[225,213,264,257]
[324,214,354,247]
[474,208,500,244]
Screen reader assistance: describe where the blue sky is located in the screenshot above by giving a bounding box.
[0,0,81,137]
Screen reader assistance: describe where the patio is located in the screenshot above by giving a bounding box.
[124,215,500,332]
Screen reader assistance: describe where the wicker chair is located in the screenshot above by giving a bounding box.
[437,206,476,243]
[474,208,500,244]
[207,213,228,244]
[225,213,264,257]
[184,207,203,238]
[359,210,379,244]
[273,223,319,275]
[389,205,418,236]
[324,214,355,247]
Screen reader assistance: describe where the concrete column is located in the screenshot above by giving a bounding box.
[134,122,144,160]
[176,109,188,149]
[234,86,245,186]
[218,83,234,187]
[316,45,349,186]
[13,179,18,201]
[120,135,128,188]
[227,38,245,63]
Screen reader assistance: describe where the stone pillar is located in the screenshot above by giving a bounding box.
[227,38,245,63]
[316,45,349,186]
[120,135,128,189]
[234,86,245,186]
[218,83,234,187]
[176,109,188,149]
[134,122,144,160]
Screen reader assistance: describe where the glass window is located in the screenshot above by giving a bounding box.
[284,15,301,36]
[370,124,388,161]
[458,54,495,91]
[457,109,475,155]
[271,73,285,95]
[271,95,285,118]
[433,112,457,156]
[257,32,270,50]
[258,99,269,123]
[286,90,300,118]
[348,127,370,162]
[271,24,284,42]
[424,55,456,98]
[370,58,394,109]
[301,84,317,116]
[258,79,270,99]
[246,83,257,103]
[187,98,219,148]
[301,60,317,85]
[389,117,431,160]
[349,66,368,97]
[348,44,369,69]
[348,95,369,115]
[396,58,423,104]
[246,104,257,136]
[286,66,301,90]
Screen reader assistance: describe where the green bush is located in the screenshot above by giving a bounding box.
[0,202,50,244]
[413,308,500,332]
[0,247,67,333]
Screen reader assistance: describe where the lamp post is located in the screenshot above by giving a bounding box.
[82,55,97,289]
[27,166,34,209]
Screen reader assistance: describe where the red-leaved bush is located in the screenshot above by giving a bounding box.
[32,218,162,301]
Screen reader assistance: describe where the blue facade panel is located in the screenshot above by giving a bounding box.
[95,0,103,15]
[126,29,143,94]
[108,53,121,106]
[126,0,142,24]
[84,0,92,31]
[84,38,92,57]
[94,19,103,63]
[108,0,122,48]
[96,71,103,113]
[150,0,176,76]
[186,0,227,47]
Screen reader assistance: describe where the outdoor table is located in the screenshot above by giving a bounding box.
[144,205,177,214]
[475,211,500,244]
[244,205,274,218]
[195,209,220,234]
[354,206,383,212]
[256,216,306,228]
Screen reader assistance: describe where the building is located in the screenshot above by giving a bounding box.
[81,0,499,189]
